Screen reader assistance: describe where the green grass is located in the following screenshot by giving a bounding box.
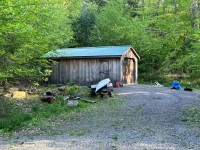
[180,107,200,127]
[0,85,92,133]
[0,85,115,134]
[0,99,94,133]
[0,97,32,132]
[112,135,118,141]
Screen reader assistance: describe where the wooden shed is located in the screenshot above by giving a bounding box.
[44,45,140,86]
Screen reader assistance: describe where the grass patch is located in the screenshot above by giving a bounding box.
[0,97,14,118]
[0,85,115,134]
[0,97,32,132]
[0,85,94,133]
[112,135,118,141]
[180,107,200,127]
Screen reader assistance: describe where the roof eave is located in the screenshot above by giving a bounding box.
[46,55,122,59]
[130,47,140,59]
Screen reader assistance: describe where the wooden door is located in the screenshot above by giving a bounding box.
[123,58,135,84]
[99,59,109,80]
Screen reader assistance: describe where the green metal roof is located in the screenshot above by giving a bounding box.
[44,45,134,58]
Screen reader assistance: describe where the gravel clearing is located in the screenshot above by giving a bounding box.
[0,85,200,150]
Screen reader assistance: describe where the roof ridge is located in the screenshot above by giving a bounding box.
[44,45,136,58]
[58,45,131,50]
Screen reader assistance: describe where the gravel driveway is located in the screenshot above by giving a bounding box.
[0,85,200,150]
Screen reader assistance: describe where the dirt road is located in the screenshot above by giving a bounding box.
[0,85,200,150]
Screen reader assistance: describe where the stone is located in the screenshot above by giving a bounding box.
[67,100,79,106]
[12,91,26,99]
[4,93,12,98]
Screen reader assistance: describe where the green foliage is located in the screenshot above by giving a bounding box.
[64,84,90,98]
[0,0,79,83]
[180,108,200,127]
[135,0,200,82]
[0,0,199,84]
[92,0,133,46]
[72,1,98,47]
[64,85,81,96]
[91,0,200,83]
[89,0,108,8]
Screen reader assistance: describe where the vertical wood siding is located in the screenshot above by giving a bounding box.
[121,48,138,84]
[50,58,121,85]
[49,49,138,85]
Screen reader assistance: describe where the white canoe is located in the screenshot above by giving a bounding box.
[95,78,111,93]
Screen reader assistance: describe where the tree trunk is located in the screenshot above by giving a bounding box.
[191,0,199,29]
[174,0,177,22]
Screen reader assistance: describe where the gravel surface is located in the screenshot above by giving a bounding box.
[0,85,200,150]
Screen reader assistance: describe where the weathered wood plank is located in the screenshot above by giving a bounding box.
[96,59,99,82]
[60,60,64,84]
[49,54,137,85]
[63,60,67,83]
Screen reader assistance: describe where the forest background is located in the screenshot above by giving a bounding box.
[0,0,199,86]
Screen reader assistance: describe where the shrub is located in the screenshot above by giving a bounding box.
[64,85,90,98]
